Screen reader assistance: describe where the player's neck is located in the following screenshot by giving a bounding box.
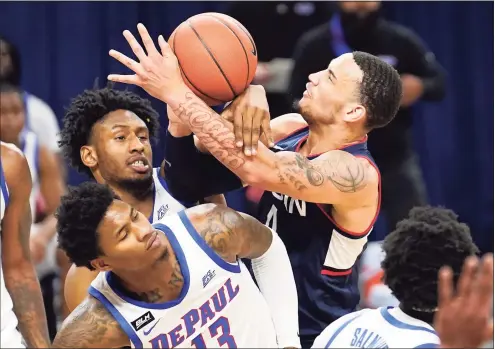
[399,303,435,325]
[302,124,366,156]
[113,248,183,304]
[110,185,154,217]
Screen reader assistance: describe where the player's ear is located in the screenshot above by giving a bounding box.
[90,258,112,272]
[81,145,98,168]
[342,103,366,124]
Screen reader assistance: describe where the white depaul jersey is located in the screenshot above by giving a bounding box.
[312,307,439,349]
[0,157,24,347]
[90,211,278,348]
[150,168,189,222]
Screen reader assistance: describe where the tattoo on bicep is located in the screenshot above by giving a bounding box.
[324,153,367,193]
[198,207,241,260]
[295,155,325,186]
[55,301,125,347]
[278,152,367,193]
[173,93,245,170]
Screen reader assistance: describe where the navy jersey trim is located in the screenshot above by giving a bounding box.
[380,307,437,335]
[0,159,9,207]
[105,224,191,309]
[321,265,353,277]
[178,210,241,273]
[316,156,381,239]
[274,124,309,145]
[88,287,143,348]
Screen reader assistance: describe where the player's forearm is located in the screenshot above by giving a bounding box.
[4,263,50,347]
[167,85,275,183]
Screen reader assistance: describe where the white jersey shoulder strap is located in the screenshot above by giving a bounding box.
[150,168,193,222]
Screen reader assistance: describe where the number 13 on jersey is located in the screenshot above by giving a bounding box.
[191,317,237,348]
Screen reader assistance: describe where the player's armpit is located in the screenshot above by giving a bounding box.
[188,204,273,262]
[53,297,129,348]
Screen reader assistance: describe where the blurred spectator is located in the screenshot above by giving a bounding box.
[0,83,65,340]
[225,1,332,117]
[288,1,446,236]
[0,35,62,157]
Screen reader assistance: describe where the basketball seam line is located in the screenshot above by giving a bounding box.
[173,27,225,104]
[186,20,237,99]
[206,14,251,91]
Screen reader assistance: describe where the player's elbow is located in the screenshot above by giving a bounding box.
[2,258,33,278]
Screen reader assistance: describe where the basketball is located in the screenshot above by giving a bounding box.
[169,13,258,106]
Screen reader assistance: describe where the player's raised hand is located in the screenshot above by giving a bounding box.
[223,85,274,156]
[107,23,184,102]
[435,254,494,349]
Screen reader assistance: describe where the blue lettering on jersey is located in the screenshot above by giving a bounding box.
[202,269,216,288]
[148,278,240,348]
[157,204,169,220]
[351,328,388,348]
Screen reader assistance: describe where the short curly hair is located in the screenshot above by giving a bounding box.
[381,206,479,311]
[56,182,117,270]
[59,86,160,177]
[352,51,402,130]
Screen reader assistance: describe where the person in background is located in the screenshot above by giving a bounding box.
[0,34,71,322]
[1,143,51,348]
[0,35,62,160]
[288,1,446,238]
[225,2,332,118]
[0,83,65,340]
[358,240,398,309]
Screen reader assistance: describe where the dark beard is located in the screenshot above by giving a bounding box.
[116,175,154,200]
[294,101,315,126]
[340,10,381,47]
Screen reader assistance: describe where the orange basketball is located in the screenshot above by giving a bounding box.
[169,13,258,106]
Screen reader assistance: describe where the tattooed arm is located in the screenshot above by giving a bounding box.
[53,297,129,348]
[168,90,378,205]
[188,204,273,261]
[1,143,50,347]
[187,204,300,347]
[107,26,374,205]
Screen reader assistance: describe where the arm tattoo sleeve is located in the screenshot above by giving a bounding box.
[53,300,128,348]
[172,93,247,171]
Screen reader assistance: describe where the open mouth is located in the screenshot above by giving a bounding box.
[127,156,150,173]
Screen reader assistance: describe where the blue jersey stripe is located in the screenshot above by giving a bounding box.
[325,314,362,348]
[178,210,241,273]
[380,308,437,335]
[88,286,143,348]
[0,159,9,208]
[414,343,439,348]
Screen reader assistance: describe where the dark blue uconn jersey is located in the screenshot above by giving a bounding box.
[257,126,380,342]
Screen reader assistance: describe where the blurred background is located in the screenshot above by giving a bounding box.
[0,1,493,337]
